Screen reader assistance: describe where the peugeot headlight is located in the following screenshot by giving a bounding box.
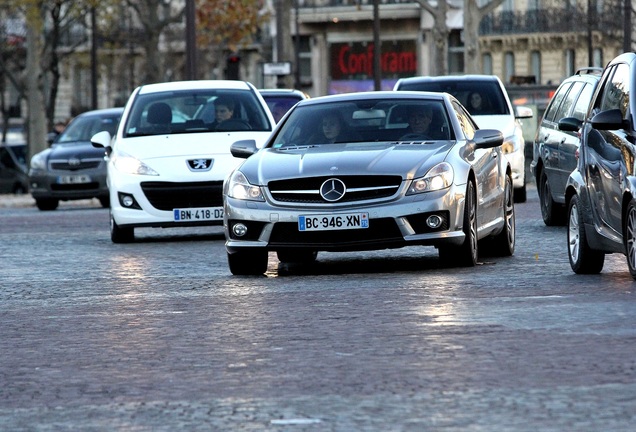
[112,151,159,176]
[227,170,264,201]
[501,134,523,155]
[407,162,454,195]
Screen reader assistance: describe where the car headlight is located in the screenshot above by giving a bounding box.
[227,170,264,201]
[29,152,47,170]
[501,134,523,155]
[112,151,159,176]
[407,162,454,195]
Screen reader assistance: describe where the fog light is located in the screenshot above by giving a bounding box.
[232,223,248,237]
[426,214,443,229]
[122,194,135,207]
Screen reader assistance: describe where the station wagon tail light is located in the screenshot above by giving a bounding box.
[227,170,264,201]
[407,162,454,194]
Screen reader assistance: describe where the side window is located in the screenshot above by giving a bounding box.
[554,81,584,122]
[543,83,572,123]
[599,63,630,116]
[452,101,476,139]
[571,82,595,121]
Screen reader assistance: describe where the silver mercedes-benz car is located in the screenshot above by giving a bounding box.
[223,91,515,275]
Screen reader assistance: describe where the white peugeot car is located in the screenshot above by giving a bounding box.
[91,80,275,243]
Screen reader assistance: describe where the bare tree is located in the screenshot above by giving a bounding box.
[124,0,185,85]
[414,0,451,76]
[463,0,505,74]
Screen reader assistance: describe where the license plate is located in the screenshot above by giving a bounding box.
[173,207,224,222]
[57,175,91,184]
[298,213,369,231]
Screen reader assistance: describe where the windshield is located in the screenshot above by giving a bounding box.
[398,80,510,116]
[123,89,272,137]
[271,98,453,148]
[262,95,304,122]
[57,113,121,144]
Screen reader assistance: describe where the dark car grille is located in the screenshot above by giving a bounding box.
[140,181,223,210]
[50,159,102,171]
[268,218,403,249]
[268,175,402,204]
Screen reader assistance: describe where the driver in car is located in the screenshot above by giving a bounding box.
[401,105,433,140]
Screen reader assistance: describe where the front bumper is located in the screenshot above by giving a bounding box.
[224,185,467,253]
[29,170,108,201]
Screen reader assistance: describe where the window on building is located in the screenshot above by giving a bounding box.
[531,51,541,84]
[482,53,493,75]
[565,49,576,77]
[593,48,603,68]
[504,52,515,83]
[448,30,464,74]
[297,36,312,86]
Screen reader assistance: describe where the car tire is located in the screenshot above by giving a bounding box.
[228,249,268,275]
[99,196,110,208]
[276,250,318,264]
[539,169,565,226]
[489,174,516,256]
[12,184,27,195]
[568,194,604,274]
[110,213,134,243]
[624,199,636,279]
[440,180,478,266]
[35,198,59,211]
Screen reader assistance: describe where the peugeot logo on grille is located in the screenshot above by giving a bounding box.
[187,158,213,172]
[320,178,346,202]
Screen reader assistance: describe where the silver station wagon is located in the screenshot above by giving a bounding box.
[223,91,515,275]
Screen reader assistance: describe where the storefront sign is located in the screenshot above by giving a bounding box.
[330,41,417,80]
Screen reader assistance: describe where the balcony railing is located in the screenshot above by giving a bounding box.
[480,7,623,36]
[298,0,414,7]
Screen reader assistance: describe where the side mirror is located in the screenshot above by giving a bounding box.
[558,117,583,132]
[91,131,112,156]
[473,129,504,149]
[591,109,627,131]
[230,139,258,159]
[515,105,533,119]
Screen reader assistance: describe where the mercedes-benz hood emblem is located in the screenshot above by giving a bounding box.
[320,178,346,202]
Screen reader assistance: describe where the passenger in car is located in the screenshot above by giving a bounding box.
[468,91,488,114]
[310,112,360,144]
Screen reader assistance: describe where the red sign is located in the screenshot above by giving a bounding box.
[331,41,417,80]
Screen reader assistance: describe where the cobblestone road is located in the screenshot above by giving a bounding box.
[1,184,636,431]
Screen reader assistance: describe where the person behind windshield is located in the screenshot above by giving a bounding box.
[468,91,487,114]
[401,105,433,140]
[321,112,344,143]
[211,96,235,128]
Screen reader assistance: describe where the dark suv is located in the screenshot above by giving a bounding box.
[562,52,636,278]
[531,67,602,225]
